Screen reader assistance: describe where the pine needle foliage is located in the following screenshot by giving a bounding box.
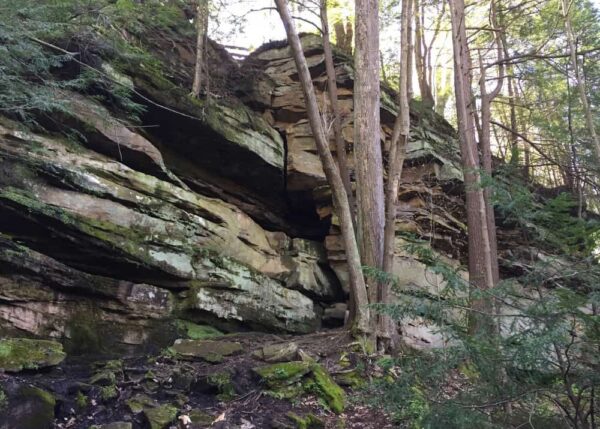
[366,172,600,429]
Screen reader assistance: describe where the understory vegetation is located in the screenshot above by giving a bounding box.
[366,168,600,428]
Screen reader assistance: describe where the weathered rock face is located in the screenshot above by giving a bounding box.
[0,113,336,341]
[0,18,468,352]
[239,35,470,345]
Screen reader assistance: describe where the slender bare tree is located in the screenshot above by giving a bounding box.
[561,0,600,162]
[274,0,371,335]
[413,0,434,106]
[381,0,412,348]
[320,0,355,225]
[478,0,504,288]
[191,0,209,98]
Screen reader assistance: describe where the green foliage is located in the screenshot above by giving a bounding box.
[0,0,197,128]
[367,174,600,428]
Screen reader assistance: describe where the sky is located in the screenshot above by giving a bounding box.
[214,0,600,53]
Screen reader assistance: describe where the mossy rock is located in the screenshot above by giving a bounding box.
[6,385,57,429]
[188,409,214,426]
[126,394,156,414]
[170,339,242,363]
[253,342,298,363]
[309,364,346,413]
[254,361,346,414]
[100,384,118,401]
[254,361,312,387]
[287,412,325,429]
[207,371,236,401]
[0,338,66,372]
[142,403,178,429]
[176,320,223,340]
[89,369,117,386]
[333,368,366,388]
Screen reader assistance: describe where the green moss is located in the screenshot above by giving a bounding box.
[254,362,346,414]
[287,412,325,429]
[66,311,103,355]
[16,386,56,428]
[188,409,214,426]
[254,361,313,386]
[0,338,66,372]
[100,385,118,401]
[333,369,366,389]
[126,394,155,414]
[207,371,236,401]
[76,391,88,409]
[176,320,223,340]
[310,364,346,413]
[143,403,178,429]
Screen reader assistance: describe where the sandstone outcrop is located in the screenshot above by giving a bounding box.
[0,7,481,351]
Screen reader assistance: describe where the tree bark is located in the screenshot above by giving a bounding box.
[334,19,353,55]
[191,0,209,98]
[381,0,412,349]
[448,0,496,335]
[561,0,600,162]
[354,0,385,337]
[477,0,504,288]
[414,0,434,106]
[320,0,355,226]
[274,0,371,335]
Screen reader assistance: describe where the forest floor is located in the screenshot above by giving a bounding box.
[0,329,396,429]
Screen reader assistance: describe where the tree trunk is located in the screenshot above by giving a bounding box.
[354,0,385,337]
[381,0,412,350]
[478,0,503,288]
[191,0,209,98]
[320,0,355,226]
[413,0,434,106]
[561,0,600,161]
[334,19,353,55]
[448,0,496,335]
[274,0,371,335]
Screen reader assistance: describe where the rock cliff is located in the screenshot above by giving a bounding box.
[0,12,480,352]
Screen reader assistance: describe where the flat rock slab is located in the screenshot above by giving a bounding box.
[253,342,298,363]
[171,339,243,363]
[0,338,66,372]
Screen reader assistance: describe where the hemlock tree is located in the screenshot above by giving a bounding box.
[354,0,386,341]
[447,0,499,334]
[191,0,209,97]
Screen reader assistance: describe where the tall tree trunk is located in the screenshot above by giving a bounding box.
[414,0,434,106]
[478,0,503,288]
[407,0,414,100]
[381,0,412,350]
[274,0,371,335]
[354,0,385,338]
[334,19,353,55]
[561,0,600,161]
[191,0,209,98]
[448,0,496,335]
[320,0,355,226]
